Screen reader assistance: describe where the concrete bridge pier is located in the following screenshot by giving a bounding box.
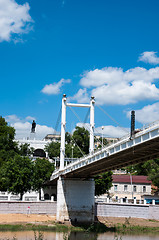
[56,177,95,223]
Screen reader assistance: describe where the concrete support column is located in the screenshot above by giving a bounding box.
[56,177,95,223]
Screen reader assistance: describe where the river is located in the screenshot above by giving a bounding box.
[0,231,159,240]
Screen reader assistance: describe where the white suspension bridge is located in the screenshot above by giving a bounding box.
[46,94,159,223]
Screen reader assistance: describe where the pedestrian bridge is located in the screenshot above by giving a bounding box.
[51,120,159,181]
[49,94,159,223]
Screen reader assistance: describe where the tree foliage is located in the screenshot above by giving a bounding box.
[1,155,33,199]
[0,116,18,164]
[0,116,55,199]
[32,158,55,195]
[126,159,159,188]
[94,171,113,196]
[72,126,89,154]
[45,126,90,159]
[45,142,60,159]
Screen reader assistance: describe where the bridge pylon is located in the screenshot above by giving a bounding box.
[60,94,95,170]
[57,94,95,223]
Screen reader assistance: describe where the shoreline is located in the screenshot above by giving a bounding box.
[0,214,159,233]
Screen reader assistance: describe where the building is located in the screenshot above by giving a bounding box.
[44,133,61,142]
[109,175,152,201]
[94,134,118,148]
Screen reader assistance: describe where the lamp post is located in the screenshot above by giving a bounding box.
[128,172,133,200]
[102,126,104,148]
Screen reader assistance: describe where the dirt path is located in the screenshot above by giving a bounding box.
[0,214,56,224]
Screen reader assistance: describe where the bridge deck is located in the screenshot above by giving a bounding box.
[50,121,159,181]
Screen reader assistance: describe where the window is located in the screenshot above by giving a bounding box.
[143,186,146,193]
[114,185,118,191]
[124,185,128,191]
[133,186,137,192]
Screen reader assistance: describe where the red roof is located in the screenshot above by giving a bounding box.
[113,175,152,184]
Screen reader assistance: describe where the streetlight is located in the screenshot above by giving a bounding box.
[128,172,133,200]
[102,126,104,148]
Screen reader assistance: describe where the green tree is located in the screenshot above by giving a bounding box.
[45,142,60,159]
[65,132,71,144]
[127,159,159,188]
[65,144,83,158]
[1,155,33,200]
[0,116,18,163]
[94,171,113,196]
[72,126,89,154]
[32,158,55,199]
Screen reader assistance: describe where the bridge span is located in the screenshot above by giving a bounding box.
[51,120,159,181]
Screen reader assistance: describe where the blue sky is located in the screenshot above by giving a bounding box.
[1,0,159,139]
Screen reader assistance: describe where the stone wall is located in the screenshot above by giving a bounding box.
[95,202,159,220]
[0,201,56,215]
[0,201,159,221]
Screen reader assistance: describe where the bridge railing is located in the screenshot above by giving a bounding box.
[51,119,159,178]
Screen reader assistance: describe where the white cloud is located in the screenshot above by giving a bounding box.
[126,102,159,124]
[41,78,71,95]
[138,51,159,65]
[76,122,128,138]
[26,116,36,121]
[77,67,159,105]
[5,115,55,140]
[95,125,129,138]
[5,114,20,123]
[68,88,89,103]
[0,0,33,42]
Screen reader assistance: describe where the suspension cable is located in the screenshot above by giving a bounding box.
[54,106,62,133]
[68,106,103,147]
[84,108,90,123]
[97,105,129,134]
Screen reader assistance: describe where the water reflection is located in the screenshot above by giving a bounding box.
[0,231,159,240]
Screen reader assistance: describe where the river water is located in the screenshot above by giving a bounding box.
[0,231,159,240]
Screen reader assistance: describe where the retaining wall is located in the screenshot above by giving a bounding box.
[0,201,56,215]
[0,202,159,220]
[95,202,159,220]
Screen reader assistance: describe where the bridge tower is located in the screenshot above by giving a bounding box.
[56,94,95,223]
[60,94,95,171]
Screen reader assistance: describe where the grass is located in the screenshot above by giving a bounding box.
[0,221,159,234]
[115,223,159,234]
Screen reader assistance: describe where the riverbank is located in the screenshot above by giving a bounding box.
[0,214,159,233]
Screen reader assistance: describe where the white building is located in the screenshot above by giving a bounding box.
[109,175,152,201]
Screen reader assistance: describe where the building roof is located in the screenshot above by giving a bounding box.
[113,175,152,184]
